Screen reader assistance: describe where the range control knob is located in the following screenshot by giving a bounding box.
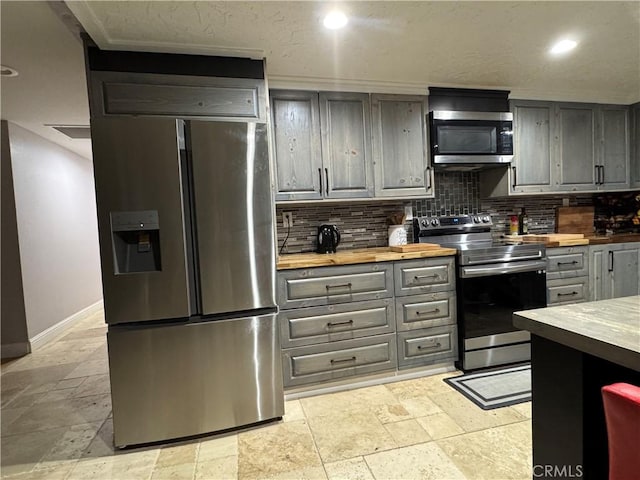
[473,216,481,223]
[482,215,491,223]
[421,219,428,227]
[431,218,439,227]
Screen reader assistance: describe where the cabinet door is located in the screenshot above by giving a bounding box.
[557,104,597,190]
[319,92,373,199]
[372,94,432,198]
[589,246,608,301]
[511,101,555,193]
[271,90,323,201]
[599,106,630,189]
[606,245,640,299]
[632,104,640,187]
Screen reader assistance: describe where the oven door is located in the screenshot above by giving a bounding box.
[458,260,546,370]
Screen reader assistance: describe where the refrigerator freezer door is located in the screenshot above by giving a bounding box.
[189,121,276,315]
[107,314,284,447]
[91,117,192,325]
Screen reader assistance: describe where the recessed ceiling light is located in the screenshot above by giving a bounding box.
[0,65,19,77]
[550,39,578,55]
[323,10,348,30]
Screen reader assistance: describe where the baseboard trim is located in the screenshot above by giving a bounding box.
[30,299,104,350]
[1,342,31,359]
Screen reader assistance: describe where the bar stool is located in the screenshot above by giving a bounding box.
[601,383,640,480]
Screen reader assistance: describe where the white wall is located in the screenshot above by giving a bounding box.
[8,122,102,338]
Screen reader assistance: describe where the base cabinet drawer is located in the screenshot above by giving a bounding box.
[547,277,589,305]
[282,334,397,387]
[279,299,395,348]
[546,246,589,280]
[394,257,455,296]
[397,326,458,369]
[278,264,393,309]
[395,292,456,331]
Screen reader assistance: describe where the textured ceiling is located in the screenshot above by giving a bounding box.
[69,1,640,102]
[1,2,639,162]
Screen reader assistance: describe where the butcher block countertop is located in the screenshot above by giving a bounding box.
[277,246,457,270]
[513,296,640,371]
[509,233,640,247]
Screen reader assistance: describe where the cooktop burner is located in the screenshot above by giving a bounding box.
[413,214,546,265]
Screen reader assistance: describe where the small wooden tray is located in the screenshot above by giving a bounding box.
[389,243,441,252]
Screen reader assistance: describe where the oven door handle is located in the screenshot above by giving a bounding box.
[460,260,547,278]
[464,252,544,265]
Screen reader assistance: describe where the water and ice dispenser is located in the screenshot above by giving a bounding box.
[110,210,162,274]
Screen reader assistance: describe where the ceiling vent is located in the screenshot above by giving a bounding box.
[49,125,92,139]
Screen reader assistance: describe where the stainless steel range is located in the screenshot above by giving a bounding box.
[413,214,547,371]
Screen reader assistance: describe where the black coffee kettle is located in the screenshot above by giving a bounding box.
[317,224,341,254]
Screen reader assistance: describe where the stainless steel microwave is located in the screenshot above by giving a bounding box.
[429,111,513,170]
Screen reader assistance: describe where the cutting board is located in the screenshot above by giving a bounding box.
[521,234,589,247]
[555,206,595,236]
[390,243,441,252]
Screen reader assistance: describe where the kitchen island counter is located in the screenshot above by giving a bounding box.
[513,296,640,371]
[277,246,457,270]
[513,296,640,479]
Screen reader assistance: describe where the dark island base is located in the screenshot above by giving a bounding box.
[531,335,640,480]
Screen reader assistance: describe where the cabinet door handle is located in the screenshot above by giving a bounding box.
[326,283,352,291]
[414,274,438,281]
[318,168,323,194]
[557,261,579,266]
[557,291,578,297]
[608,251,614,272]
[600,165,605,185]
[415,308,440,317]
[327,319,354,328]
[512,166,517,188]
[330,356,356,364]
[325,168,329,195]
[595,165,600,185]
[426,166,432,190]
[418,342,442,350]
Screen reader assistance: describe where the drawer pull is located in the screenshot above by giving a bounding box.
[327,319,354,328]
[417,342,442,350]
[557,261,579,266]
[557,291,578,297]
[326,283,352,292]
[414,274,438,281]
[415,308,440,317]
[330,356,357,364]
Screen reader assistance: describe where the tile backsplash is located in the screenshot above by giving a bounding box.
[276,171,638,254]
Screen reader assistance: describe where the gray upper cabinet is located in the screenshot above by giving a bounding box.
[272,90,373,201]
[599,106,630,189]
[482,100,632,197]
[371,94,433,198]
[556,103,597,190]
[92,71,267,122]
[319,92,374,199]
[271,90,323,201]
[511,100,555,193]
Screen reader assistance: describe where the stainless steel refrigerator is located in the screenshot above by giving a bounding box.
[90,116,283,448]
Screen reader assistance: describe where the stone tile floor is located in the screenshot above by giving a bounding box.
[1,310,532,479]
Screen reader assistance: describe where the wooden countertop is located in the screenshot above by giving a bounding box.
[277,246,457,270]
[513,296,640,371]
[509,233,640,247]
